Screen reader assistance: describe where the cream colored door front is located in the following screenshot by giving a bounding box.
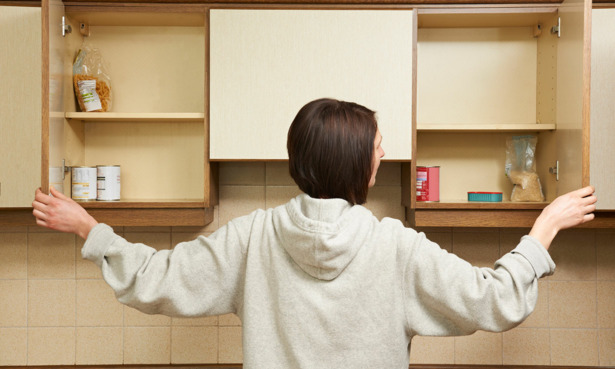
[590,8,615,210]
[0,6,42,207]
[210,9,414,160]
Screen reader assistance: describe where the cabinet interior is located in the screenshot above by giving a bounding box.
[61,11,207,203]
[413,8,561,207]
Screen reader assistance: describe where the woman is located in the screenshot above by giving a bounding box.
[33,98,596,369]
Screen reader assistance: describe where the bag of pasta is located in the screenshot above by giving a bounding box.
[72,46,112,112]
[505,135,545,202]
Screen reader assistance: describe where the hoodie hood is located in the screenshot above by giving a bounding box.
[273,194,375,281]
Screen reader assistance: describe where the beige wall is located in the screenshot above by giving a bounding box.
[0,162,613,366]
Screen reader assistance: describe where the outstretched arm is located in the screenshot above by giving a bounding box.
[405,186,597,336]
[32,186,250,318]
[529,185,597,250]
[32,187,98,239]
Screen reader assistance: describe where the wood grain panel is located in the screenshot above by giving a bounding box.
[0,364,610,369]
[3,206,214,226]
[47,0,69,196]
[410,208,615,228]
[411,208,542,227]
[554,0,588,195]
[62,0,563,3]
[87,207,214,226]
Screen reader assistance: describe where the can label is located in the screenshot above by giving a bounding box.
[49,166,64,194]
[416,166,440,202]
[97,165,121,201]
[72,167,97,201]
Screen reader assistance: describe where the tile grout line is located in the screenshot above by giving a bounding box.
[74,233,78,365]
[499,228,504,365]
[547,274,552,366]
[451,229,456,365]
[122,287,125,365]
[216,316,220,364]
[25,227,29,365]
[595,230,601,366]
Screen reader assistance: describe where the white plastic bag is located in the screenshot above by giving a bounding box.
[505,135,545,202]
[72,46,112,112]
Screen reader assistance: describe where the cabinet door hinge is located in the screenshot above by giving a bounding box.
[549,160,560,181]
[62,159,70,180]
[62,16,72,37]
[551,17,561,38]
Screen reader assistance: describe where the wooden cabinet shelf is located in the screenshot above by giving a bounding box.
[414,201,547,210]
[85,206,214,227]
[1,204,214,227]
[78,199,205,209]
[417,124,556,132]
[65,112,205,123]
[410,208,615,228]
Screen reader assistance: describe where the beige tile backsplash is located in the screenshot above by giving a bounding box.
[0,162,613,366]
[502,328,551,365]
[75,327,123,365]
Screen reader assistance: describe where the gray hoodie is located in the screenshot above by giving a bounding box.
[83,193,555,368]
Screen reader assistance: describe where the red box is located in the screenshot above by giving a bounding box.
[416,166,440,202]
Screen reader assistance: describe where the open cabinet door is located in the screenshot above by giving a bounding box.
[0,6,42,207]
[590,7,615,210]
[42,0,66,195]
[555,0,592,196]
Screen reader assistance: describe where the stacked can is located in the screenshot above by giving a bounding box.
[416,166,440,202]
[97,165,121,201]
[71,167,97,201]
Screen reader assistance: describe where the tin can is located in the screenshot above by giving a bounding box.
[71,166,97,201]
[49,166,64,194]
[416,166,440,202]
[97,165,121,201]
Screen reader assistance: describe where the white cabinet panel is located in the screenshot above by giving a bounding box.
[210,9,414,160]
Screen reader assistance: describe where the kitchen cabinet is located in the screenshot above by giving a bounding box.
[403,0,615,227]
[0,6,42,208]
[209,8,414,161]
[1,0,217,226]
[2,0,613,228]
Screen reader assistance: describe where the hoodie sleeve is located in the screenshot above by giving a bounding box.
[402,231,555,337]
[82,213,256,318]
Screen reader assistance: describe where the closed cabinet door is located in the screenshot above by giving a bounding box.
[590,7,615,210]
[209,9,414,161]
[0,6,42,207]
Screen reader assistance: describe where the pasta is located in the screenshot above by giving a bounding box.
[73,74,111,112]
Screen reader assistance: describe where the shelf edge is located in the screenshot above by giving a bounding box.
[65,112,205,122]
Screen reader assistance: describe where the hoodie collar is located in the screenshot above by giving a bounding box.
[274,194,374,280]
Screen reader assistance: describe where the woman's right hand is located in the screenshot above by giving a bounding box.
[32,187,99,239]
[529,186,597,250]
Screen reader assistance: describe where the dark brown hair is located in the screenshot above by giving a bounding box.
[287,98,378,205]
